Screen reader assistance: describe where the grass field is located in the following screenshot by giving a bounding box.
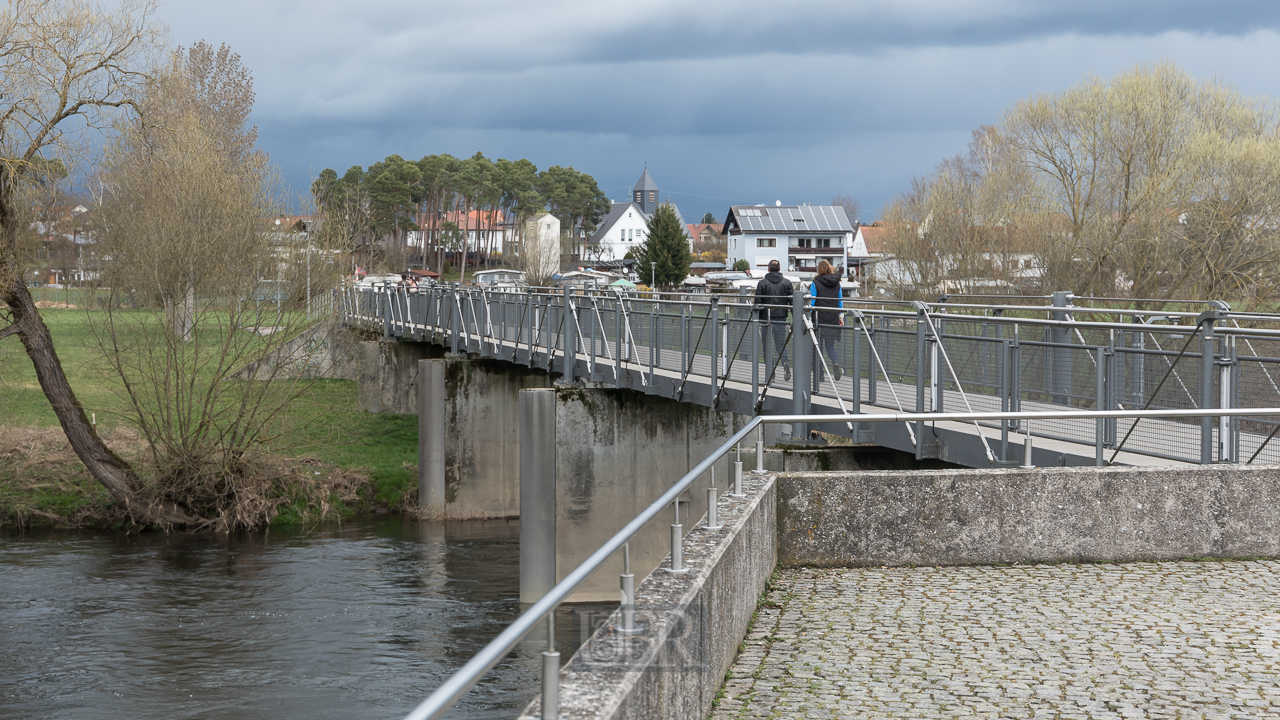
[0,308,419,525]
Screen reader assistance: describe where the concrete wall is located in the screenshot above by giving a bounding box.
[357,340,439,414]
[520,387,751,603]
[519,473,777,720]
[418,357,551,519]
[777,465,1280,567]
[233,321,365,381]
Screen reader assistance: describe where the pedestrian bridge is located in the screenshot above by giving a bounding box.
[339,285,1280,468]
[339,285,1280,720]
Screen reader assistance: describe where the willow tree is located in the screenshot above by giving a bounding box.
[91,42,317,531]
[0,0,201,526]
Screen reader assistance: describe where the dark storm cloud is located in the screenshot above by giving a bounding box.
[157,0,1280,218]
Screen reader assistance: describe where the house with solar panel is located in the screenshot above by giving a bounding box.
[722,203,855,277]
[586,167,688,261]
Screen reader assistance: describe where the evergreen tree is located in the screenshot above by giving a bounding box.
[635,204,691,288]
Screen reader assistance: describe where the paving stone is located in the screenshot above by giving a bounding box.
[707,561,1280,720]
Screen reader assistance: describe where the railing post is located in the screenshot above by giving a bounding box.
[915,306,926,458]
[851,313,863,440]
[615,298,624,388]
[562,285,576,383]
[648,304,657,388]
[681,304,689,378]
[450,284,460,355]
[382,287,392,340]
[667,498,688,573]
[1220,335,1237,462]
[1022,423,1035,468]
[1000,338,1010,462]
[791,288,810,440]
[754,424,766,474]
[617,543,641,634]
[1010,335,1022,433]
[866,317,877,405]
[541,614,559,720]
[1095,347,1105,466]
[1105,330,1117,447]
[544,296,553,371]
[730,452,744,497]
[705,466,721,530]
[1200,314,1216,464]
[751,310,759,402]
[1050,291,1073,405]
[588,295,598,380]
[710,298,720,402]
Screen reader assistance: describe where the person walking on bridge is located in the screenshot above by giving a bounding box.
[810,259,845,381]
[755,259,793,381]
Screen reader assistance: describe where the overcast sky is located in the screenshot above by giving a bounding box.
[157,0,1280,222]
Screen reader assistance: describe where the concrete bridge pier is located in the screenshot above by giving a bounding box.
[416,357,551,519]
[518,386,749,603]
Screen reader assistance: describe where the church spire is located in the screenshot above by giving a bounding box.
[633,166,659,215]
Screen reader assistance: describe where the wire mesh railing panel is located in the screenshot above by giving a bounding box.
[335,288,1280,466]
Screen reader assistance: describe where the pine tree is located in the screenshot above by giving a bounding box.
[636,203,691,289]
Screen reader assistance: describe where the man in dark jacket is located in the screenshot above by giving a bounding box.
[754,260,793,381]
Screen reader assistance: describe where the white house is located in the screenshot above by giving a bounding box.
[586,167,689,261]
[723,204,854,277]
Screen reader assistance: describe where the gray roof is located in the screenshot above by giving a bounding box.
[728,205,853,234]
[589,200,690,243]
[589,201,639,243]
[634,167,658,193]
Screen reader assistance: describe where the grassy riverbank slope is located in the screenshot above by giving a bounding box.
[0,308,419,529]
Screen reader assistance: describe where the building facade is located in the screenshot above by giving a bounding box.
[723,204,854,277]
[586,168,688,261]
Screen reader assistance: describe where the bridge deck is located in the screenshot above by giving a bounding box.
[343,287,1280,468]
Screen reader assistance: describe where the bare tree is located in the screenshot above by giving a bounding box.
[882,63,1280,307]
[831,194,861,226]
[88,43,326,530]
[0,0,199,526]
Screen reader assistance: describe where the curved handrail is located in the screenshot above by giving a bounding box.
[403,405,1280,720]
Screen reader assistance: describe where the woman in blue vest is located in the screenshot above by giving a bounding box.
[809,259,844,380]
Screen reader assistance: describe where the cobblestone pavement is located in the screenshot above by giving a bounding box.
[710,561,1280,719]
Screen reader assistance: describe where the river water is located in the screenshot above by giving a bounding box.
[0,517,609,720]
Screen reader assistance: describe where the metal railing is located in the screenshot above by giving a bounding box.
[340,285,1280,467]
[401,406,1280,720]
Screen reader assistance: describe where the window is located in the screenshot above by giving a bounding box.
[635,192,642,203]
[757,238,776,248]
[648,191,656,203]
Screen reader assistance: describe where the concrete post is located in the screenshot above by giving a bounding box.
[791,288,810,439]
[418,359,446,514]
[520,388,557,603]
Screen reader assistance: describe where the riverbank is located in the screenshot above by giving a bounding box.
[0,424,418,530]
[0,308,422,530]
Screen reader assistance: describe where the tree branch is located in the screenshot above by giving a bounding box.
[0,322,16,341]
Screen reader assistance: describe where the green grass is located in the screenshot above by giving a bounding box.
[280,380,419,506]
[1,308,420,519]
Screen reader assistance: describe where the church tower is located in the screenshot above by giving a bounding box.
[632,166,659,216]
